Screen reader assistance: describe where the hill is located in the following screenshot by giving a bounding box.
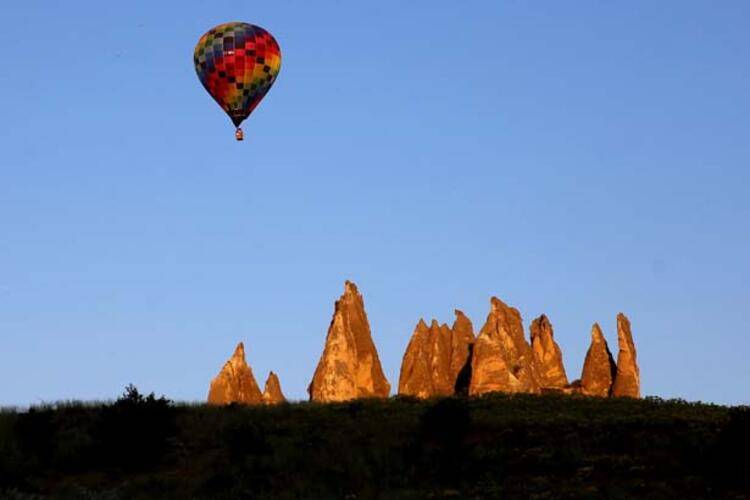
[1,388,748,499]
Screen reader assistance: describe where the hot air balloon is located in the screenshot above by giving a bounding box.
[194,22,281,141]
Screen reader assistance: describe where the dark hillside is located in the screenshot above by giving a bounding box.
[1,388,748,499]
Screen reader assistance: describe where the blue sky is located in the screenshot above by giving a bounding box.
[1,1,749,405]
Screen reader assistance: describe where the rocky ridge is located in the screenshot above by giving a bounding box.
[207,282,641,403]
[401,298,639,400]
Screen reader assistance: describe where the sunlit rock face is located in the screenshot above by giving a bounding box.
[611,313,640,398]
[262,371,286,405]
[207,342,263,405]
[398,319,453,398]
[530,314,568,389]
[470,297,540,396]
[450,310,475,392]
[398,310,475,399]
[580,323,617,397]
[308,281,391,402]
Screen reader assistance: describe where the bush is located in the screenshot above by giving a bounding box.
[0,390,742,498]
[96,385,177,470]
[710,406,750,489]
[414,398,471,486]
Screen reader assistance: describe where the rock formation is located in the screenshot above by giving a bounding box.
[398,319,453,398]
[470,297,540,395]
[450,310,475,391]
[207,342,263,405]
[580,323,617,397]
[611,313,640,398]
[397,311,475,399]
[262,371,286,405]
[308,281,391,402]
[530,314,568,389]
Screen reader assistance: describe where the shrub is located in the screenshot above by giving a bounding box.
[95,385,177,470]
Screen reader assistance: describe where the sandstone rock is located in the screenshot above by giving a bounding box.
[398,310,476,399]
[469,297,540,395]
[611,313,640,398]
[308,281,391,402]
[450,310,475,389]
[262,371,286,405]
[398,319,453,398]
[565,379,583,395]
[530,314,568,389]
[398,319,433,398]
[580,323,617,397]
[207,342,263,405]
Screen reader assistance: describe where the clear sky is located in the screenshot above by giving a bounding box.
[2,1,749,406]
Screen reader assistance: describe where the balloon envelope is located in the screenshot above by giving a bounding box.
[194,22,281,127]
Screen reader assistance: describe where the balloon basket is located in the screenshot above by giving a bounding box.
[235,128,244,141]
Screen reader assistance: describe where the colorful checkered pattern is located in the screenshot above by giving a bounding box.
[194,22,281,127]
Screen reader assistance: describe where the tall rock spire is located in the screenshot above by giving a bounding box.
[398,319,432,398]
[530,314,568,389]
[207,342,263,405]
[611,313,640,398]
[470,297,540,395]
[398,310,475,399]
[450,309,475,388]
[308,281,391,402]
[398,319,452,398]
[580,323,617,397]
[262,371,286,405]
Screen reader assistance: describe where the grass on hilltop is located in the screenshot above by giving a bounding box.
[1,386,749,499]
